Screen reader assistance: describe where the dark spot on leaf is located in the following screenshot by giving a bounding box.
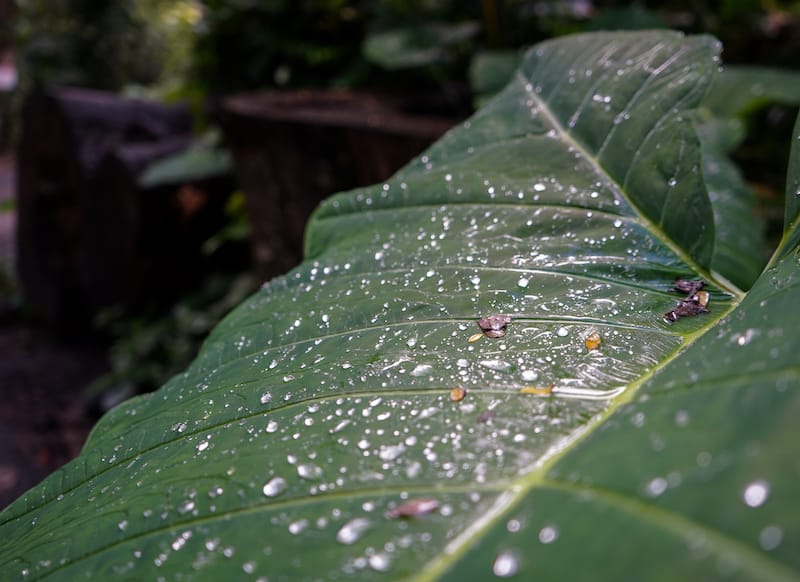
[663,279,710,323]
[477,410,496,423]
[449,387,467,402]
[478,314,512,338]
[673,278,704,295]
[385,498,440,519]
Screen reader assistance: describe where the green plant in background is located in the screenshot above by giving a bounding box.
[89,270,257,411]
[15,0,160,91]
[192,0,370,93]
[2,30,799,580]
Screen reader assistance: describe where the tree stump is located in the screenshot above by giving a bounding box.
[217,89,458,281]
[16,88,234,326]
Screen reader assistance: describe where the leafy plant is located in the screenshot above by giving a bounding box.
[2,30,800,580]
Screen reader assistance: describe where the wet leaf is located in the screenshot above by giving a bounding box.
[2,32,799,581]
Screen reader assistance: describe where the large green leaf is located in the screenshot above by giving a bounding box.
[704,65,800,118]
[3,31,799,581]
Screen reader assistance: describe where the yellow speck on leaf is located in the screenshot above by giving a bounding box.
[468,333,484,343]
[584,332,602,350]
[519,384,554,396]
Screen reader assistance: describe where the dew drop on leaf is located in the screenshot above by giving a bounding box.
[759,526,783,550]
[368,552,391,572]
[742,480,770,507]
[297,464,323,480]
[538,525,559,544]
[336,518,371,545]
[262,476,287,498]
[493,550,519,577]
[645,477,668,497]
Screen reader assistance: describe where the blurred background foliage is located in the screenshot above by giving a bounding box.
[5,0,800,401]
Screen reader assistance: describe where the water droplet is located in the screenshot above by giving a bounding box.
[266,420,279,433]
[759,525,783,550]
[178,500,196,514]
[369,552,391,572]
[411,364,433,377]
[493,550,519,577]
[288,518,309,535]
[242,561,256,574]
[297,464,323,480]
[742,480,770,507]
[260,392,272,404]
[506,519,521,533]
[517,277,529,288]
[196,440,209,452]
[479,359,512,372]
[262,476,287,497]
[734,328,758,347]
[520,369,538,382]
[118,520,128,531]
[330,419,351,434]
[538,525,558,544]
[674,410,690,427]
[556,327,569,337]
[171,421,187,433]
[336,518,371,545]
[645,477,668,497]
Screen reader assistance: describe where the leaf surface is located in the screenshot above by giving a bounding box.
[4,32,798,582]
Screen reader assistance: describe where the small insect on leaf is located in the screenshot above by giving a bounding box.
[519,384,554,396]
[673,278,704,295]
[478,314,512,338]
[584,332,602,351]
[385,498,440,519]
[450,387,467,402]
[663,278,710,323]
[467,333,484,343]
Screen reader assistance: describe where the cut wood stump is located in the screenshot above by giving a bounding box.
[16,88,234,326]
[217,89,459,281]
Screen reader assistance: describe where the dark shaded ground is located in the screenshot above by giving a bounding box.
[0,153,107,510]
[0,323,106,509]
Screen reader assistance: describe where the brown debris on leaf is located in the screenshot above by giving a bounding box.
[477,314,512,338]
[663,278,710,323]
[449,387,467,402]
[584,332,602,350]
[385,498,440,519]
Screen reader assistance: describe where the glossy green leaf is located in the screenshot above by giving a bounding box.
[704,65,800,118]
[469,50,523,108]
[363,21,479,70]
[785,112,800,246]
[3,31,799,581]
